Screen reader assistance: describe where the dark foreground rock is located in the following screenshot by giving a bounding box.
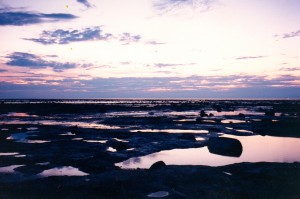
[149,161,166,170]
[0,163,299,199]
[208,137,243,157]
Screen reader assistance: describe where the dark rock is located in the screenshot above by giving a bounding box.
[200,110,208,117]
[149,161,166,170]
[196,117,202,122]
[265,110,275,116]
[238,113,245,118]
[208,113,214,117]
[107,140,129,151]
[208,127,221,132]
[148,111,155,115]
[178,134,195,141]
[208,137,243,157]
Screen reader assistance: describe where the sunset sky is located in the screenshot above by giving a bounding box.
[0,0,300,98]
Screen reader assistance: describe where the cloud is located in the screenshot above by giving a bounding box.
[154,0,216,12]
[235,56,266,60]
[146,41,166,45]
[153,63,196,68]
[0,10,77,26]
[26,27,142,45]
[1,74,299,98]
[119,33,141,45]
[76,0,92,8]
[6,52,77,72]
[25,27,112,45]
[281,30,300,39]
[280,67,300,72]
[0,69,7,72]
[154,63,178,68]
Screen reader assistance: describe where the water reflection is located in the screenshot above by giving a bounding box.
[0,152,19,156]
[206,109,264,116]
[83,140,107,143]
[0,165,24,173]
[0,120,120,129]
[60,132,76,136]
[107,147,117,152]
[116,135,300,169]
[37,166,88,177]
[221,119,246,124]
[130,129,209,134]
[7,132,50,144]
[0,112,38,118]
[147,191,169,198]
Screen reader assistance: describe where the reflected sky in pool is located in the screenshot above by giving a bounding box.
[130,129,209,134]
[37,166,88,177]
[0,165,24,173]
[116,135,300,169]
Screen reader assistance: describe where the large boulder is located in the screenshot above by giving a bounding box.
[149,161,166,170]
[208,137,243,157]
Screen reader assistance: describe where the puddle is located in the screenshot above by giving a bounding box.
[0,152,19,156]
[83,140,107,143]
[0,112,38,118]
[131,129,209,134]
[38,120,120,129]
[0,120,33,125]
[106,111,149,117]
[223,172,232,176]
[0,165,24,173]
[0,152,26,158]
[235,129,253,134]
[116,135,300,169]
[200,120,216,123]
[36,162,50,166]
[174,119,197,122]
[113,138,129,142]
[0,120,120,130]
[221,119,246,124]
[195,137,206,141]
[251,119,262,122]
[15,155,26,158]
[206,110,264,117]
[26,140,50,144]
[60,132,76,136]
[72,138,83,141]
[107,147,117,152]
[162,111,199,116]
[7,133,32,141]
[37,166,88,177]
[147,191,169,198]
[7,132,49,144]
[27,127,38,131]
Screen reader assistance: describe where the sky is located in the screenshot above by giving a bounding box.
[0,0,300,98]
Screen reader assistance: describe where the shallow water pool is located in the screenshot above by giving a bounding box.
[116,135,300,169]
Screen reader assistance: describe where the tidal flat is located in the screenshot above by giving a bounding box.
[0,99,299,198]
